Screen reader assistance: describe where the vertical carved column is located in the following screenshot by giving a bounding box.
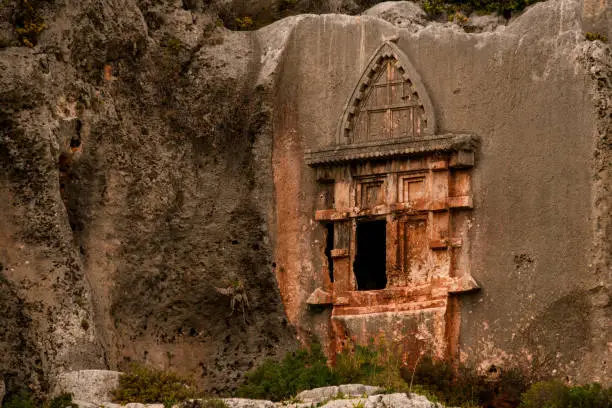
[331,221,352,302]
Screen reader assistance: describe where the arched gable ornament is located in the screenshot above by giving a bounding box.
[304,41,478,166]
[337,41,437,144]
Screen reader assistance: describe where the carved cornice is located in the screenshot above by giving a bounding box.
[305,133,479,166]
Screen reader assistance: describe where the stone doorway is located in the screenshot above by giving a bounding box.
[354,220,387,291]
[304,40,480,363]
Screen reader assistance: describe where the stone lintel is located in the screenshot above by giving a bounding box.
[332,300,447,316]
[329,276,480,313]
[315,209,349,220]
[315,197,472,221]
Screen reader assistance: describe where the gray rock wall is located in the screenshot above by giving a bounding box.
[267,0,610,383]
[1,0,296,394]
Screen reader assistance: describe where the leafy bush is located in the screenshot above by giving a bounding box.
[422,0,446,17]
[180,399,229,408]
[520,381,571,408]
[423,0,542,19]
[520,381,612,408]
[237,339,612,408]
[334,339,405,390]
[459,0,540,14]
[112,364,199,404]
[3,390,38,408]
[585,32,608,42]
[334,342,381,385]
[47,393,78,408]
[234,16,254,30]
[237,339,408,401]
[13,0,47,47]
[236,343,338,401]
[401,356,529,408]
[3,391,77,408]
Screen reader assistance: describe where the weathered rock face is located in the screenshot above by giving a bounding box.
[1,0,295,395]
[53,370,121,405]
[267,0,610,385]
[0,0,610,397]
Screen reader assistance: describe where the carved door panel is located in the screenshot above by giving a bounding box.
[399,218,429,284]
[356,179,385,208]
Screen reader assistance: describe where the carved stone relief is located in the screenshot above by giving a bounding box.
[305,41,479,363]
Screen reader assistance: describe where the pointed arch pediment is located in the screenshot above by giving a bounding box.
[338,41,437,144]
[304,41,478,166]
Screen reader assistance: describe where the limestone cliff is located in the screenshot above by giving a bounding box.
[0,0,610,397]
[0,0,297,395]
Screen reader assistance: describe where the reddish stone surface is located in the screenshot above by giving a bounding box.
[287,42,481,364]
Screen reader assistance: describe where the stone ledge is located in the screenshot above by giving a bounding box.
[306,288,333,305]
[304,134,478,166]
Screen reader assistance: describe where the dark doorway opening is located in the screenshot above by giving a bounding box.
[354,220,387,291]
[324,223,334,283]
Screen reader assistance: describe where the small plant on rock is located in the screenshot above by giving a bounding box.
[351,400,365,408]
[335,337,405,391]
[13,0,47,47]
[235,16,254,30]
[585,32,608,42]
[47,393,78,408]
[422,0,446,17]
[3,390,38,408]
[179,399,229,408]
[215,279,250,323]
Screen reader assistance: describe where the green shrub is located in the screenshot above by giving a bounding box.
[3,390,39,408]
[234,16,254,30]
[520,381,612,408]
[422,0,542,19]
[47,393,78,408]
[401,356,529,408]
[236,343,338,401]
[112,364,200,404]
[3,391,77,408]
[520,381,571,408]
[585,32,608,42]
[237,339,409,401]
[422,0,446,17]
[13,0,47,47]
[180,399,230,408]
[567,383,612,408]
[404,355,454,394]
[334,339,405,390]
[334,343,381,385]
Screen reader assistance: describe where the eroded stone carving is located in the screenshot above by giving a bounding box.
[338,41,437,144]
